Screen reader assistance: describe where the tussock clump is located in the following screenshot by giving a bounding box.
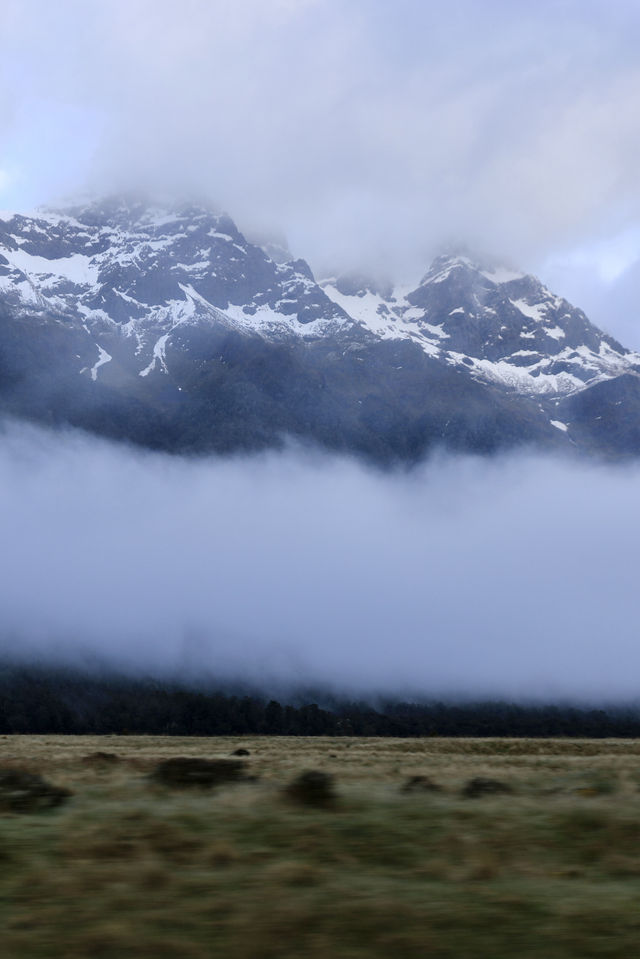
[537,771,619,799]
[149,757,249,789]
[263,860,324,886]
[81,751,121,767]
[400,775,442,794]
[461,777,513,799]
[209,841,241,868]
[0,768,72,812]
[564,772,618,797]
[283,769,336,807]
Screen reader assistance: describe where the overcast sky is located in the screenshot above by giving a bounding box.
[1,0,640,344]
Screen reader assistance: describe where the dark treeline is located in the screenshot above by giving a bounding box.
[1,664,640,737]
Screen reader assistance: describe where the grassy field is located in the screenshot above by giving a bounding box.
[1,735,640,958]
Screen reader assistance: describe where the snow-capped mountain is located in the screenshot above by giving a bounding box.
[0,197,354,380]
[322,254,638,396]
[0,196,639,461]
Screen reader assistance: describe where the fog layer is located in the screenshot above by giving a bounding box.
[1,421,639,702]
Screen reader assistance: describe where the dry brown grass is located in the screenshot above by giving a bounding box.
[1,735,640,957]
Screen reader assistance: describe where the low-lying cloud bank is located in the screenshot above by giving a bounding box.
[1,420,639,703]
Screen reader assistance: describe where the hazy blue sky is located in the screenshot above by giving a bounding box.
[1,0,640,345]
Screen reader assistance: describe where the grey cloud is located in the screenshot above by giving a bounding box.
[2,0,640,296]
[543,255,640,352]
[2,420,640,702]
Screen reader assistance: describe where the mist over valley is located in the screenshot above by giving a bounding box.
[1,419,639,706]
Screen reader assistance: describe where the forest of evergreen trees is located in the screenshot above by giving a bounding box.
[1,663,639,737]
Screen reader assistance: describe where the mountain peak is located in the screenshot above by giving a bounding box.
[419,251,525,288]
[329,270,395,300]
[41,193,227,232]
[321,248,638,398]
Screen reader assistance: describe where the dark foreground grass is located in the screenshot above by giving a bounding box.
[1,735,640,957]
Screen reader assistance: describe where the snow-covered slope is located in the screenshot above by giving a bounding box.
[322,254,640,397]
[0,197,355,386]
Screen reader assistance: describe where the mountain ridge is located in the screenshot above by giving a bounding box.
[0,195,638,462]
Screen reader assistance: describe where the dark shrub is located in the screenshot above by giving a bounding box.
[284,770,336,808]
[149,757,249,789]
[231,748,250,757]
[0,768,72,812]
[462,777,513,799]
[81,752,121,766]
[400,775,442,794]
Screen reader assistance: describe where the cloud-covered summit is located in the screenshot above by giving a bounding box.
[2,0,640,301]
